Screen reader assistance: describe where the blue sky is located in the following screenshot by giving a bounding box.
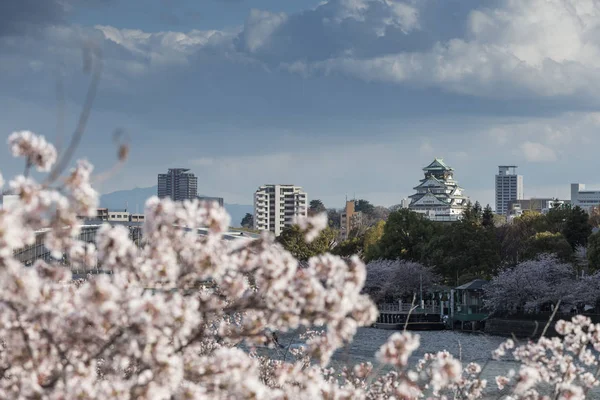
[2,0,600,208]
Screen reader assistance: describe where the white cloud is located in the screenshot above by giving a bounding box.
[240,9,287,53]
[281,0,600,100]
[95,25,233,69]
[519,141,557,162]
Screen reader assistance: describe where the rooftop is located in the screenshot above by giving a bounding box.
[423,158,453,171]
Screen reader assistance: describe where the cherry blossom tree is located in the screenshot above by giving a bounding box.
[484,254,580,314]
[0,131,380,398]
[364,259,439,303]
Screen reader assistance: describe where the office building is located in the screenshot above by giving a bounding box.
[253,184,307,236]
[571,183,600,212]
[408,158,469,222]
[495,166,524,216]
[157,168,198,201]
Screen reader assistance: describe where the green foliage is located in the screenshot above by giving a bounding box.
[327,209,341,229]
[460,201,483,225]
[587,231,600,272]
[240,213,253,228]
[492,213,507,227]
[424,218,500,282]
[376,209,438,262]
[276,225,338,261]
[330,200,595,284]
[546,203,571,233]
[331,237,364,258]
[522,232,573,262]
[354,199,375,215]
[563,206,592,249]
[309,199,327,214]
[499,212,552,264]
[482,204,494,228]
[363,220,385,261]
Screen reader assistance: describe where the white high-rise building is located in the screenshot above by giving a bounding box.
[253,184,308,236]
[571,183,600,212]
[495,166,523,216]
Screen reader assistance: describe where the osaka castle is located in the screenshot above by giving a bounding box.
[408,158,469,221]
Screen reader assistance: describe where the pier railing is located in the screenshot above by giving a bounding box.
[378,303,441,314]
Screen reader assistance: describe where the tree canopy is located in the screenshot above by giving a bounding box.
[309,199,327,215]
[240,213,253,228]
[276,225,338,261]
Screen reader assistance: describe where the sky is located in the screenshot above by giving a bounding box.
[2,0,600,209]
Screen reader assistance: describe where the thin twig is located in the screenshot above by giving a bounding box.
[45,44,103,186]
[403,293,418,332]
[23,159,32,178]
[55,63,66,155]
[540,299,561,339]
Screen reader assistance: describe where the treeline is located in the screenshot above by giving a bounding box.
[277,199,600,285]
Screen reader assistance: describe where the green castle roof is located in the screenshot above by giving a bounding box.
[423,158,453,171]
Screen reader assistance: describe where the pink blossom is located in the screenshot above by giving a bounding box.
[8,130,57,172]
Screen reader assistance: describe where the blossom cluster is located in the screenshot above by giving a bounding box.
[0,132,379,398]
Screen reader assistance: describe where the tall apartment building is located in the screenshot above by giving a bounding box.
[571,183,600,212]
[253,184,307,236]
[495,166,523,216]
[157,168,198,201]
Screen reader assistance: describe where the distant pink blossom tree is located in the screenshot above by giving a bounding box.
[364,259,439,303]
[484,254,581,314]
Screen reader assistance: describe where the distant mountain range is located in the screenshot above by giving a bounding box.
[99,186,252,227]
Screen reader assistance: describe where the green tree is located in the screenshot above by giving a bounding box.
[363,220,385,261]
[331,237,364,258]
[327,209,341,229]
[276,225,338,261]
[240,213,253,228]
[473,201,483,221]
[546,203,571,233]
[354,199,375,215]
[461,201,481,225]
[498,212,550,265]
[482,204,494,228]
[424,218,500,283]
[587,231,600,271]
[376,209,438,262]
[309,199,327,215]
[522,232,573,262]
[563,206,592,249]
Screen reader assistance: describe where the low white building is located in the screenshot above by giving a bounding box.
[253,184,307,236]
[108,211,130,222]
[571,184,600,212]
[130,213,145,223]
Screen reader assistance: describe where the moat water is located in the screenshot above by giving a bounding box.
[254,327,600,398]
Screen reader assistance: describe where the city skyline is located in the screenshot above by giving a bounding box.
[1,1,600,208]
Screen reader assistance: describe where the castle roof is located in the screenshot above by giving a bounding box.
[423,158,453,171]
